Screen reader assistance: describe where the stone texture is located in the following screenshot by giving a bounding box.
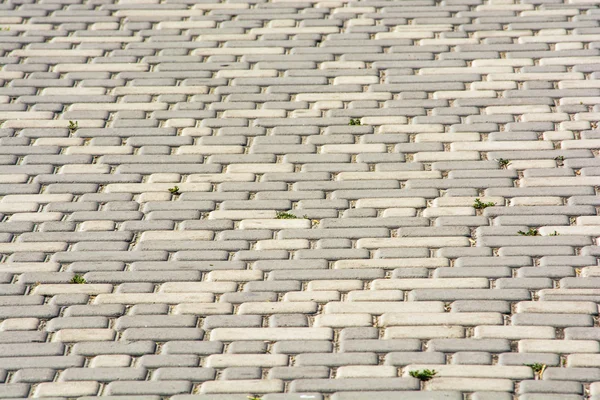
[0,0,598,398]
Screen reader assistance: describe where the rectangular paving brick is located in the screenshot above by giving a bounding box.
[1,1,600,398]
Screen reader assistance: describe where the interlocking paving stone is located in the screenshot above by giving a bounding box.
[1,0,600,398]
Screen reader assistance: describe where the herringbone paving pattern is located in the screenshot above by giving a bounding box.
[1,0,600,398]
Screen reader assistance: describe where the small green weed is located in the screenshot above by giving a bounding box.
[518,228,539,236]
[68,120,78,133]
[70,275,86,284]
[348,118,361,126]
[168,186,180,195]
[248,396,261,400]
[496,158,511,169]
[525,363,547,378]
[473,198,495,210]
[0,27,10,31]
[409,369,437,381]
[555,155,565,166]
[549,231,560,236]
[276,211,297,219]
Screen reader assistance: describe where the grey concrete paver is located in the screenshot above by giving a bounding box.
[0,0,600,398]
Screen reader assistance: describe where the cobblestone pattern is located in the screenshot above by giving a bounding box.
[1,0,600,398]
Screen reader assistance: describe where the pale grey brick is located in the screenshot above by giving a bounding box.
[452,352,492,365]
[409,289,530,301]
[153,367,215,382]
[289,378,419,392]
[451,301,511,314]
[0,384,30,398]
[227,341,268,354]
[12,368,56,383]
[219,367,261,381]
[162,341,223,356]
[129,304,168,316]
[72,341,156,356]
[269,270,384,281]
[384,352,446,366]
[264,394,324,400]
[115,315,197,330]
[332,393,461,400]
[64,304,125,318]
[340,340,421,353]
[295,353,377,367]
[272,341,332,354]
[139,355,198,368]
[543,368,600,382]
[428,339,511,353]
[0,356,84,370]
[105,381,192,396]
[46,317,108,331]
[498,353,560,366]
[269,315,308,328]
[122,328,203,341]
[60,367,146,382]
[471,394,513,400]
[268,367,330,380]
[519,380,583,395]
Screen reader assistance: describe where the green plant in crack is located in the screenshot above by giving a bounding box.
[548,231,560,236]
[247,396,261,400]
[276,211,297,219]
[555,155,565,166]
[473,198,495,210]
[70,274,87,284]
[518,228,539,236]
[525,363,547,379]
[409,369,437,381]
[168,186,180,195]
[68,120,79,133]
[496,158,511,169]
[348,118,361,126]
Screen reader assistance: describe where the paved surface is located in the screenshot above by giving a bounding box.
[2,0,600,399]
